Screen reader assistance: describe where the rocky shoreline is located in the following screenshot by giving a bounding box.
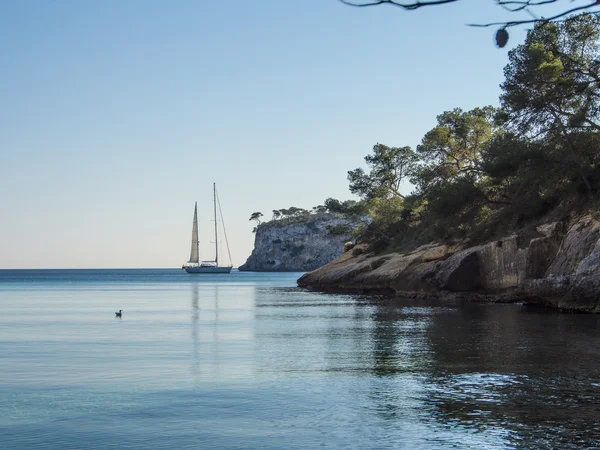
[298,215,600,313]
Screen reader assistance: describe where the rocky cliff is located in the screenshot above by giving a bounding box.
[239,215,355,272]
[298,215,600,312]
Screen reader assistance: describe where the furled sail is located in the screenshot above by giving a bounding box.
[188,202,199,263]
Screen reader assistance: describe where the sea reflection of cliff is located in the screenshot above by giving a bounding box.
[344,297,600,448]
[254,288,600,447]
[420,303,600,448]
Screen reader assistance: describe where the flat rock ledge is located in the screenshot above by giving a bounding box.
[297,216,600,313]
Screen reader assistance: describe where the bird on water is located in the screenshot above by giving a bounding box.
[115,310,122,318]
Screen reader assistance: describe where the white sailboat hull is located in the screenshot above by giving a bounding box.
[184,265,232,274]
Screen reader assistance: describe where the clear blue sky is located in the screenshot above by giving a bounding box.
[0,0,553,268]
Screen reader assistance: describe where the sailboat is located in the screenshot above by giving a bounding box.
[183,183,233,274]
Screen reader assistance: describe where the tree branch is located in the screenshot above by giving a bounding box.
[469,1,600,28]
[497,0,564,13]
[339,0,459,10]
[339,0,600,33]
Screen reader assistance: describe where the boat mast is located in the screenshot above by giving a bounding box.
[213,182,218,266]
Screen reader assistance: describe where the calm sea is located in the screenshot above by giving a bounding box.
[1,269,600,449]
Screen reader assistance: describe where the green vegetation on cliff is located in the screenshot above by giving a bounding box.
[249,198,366,233]
[350,15,600,254]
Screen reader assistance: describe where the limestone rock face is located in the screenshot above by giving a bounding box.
[433,248,481,292]
[239,215,355,272]
[546,217,600,276]
[298,215,600,312]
